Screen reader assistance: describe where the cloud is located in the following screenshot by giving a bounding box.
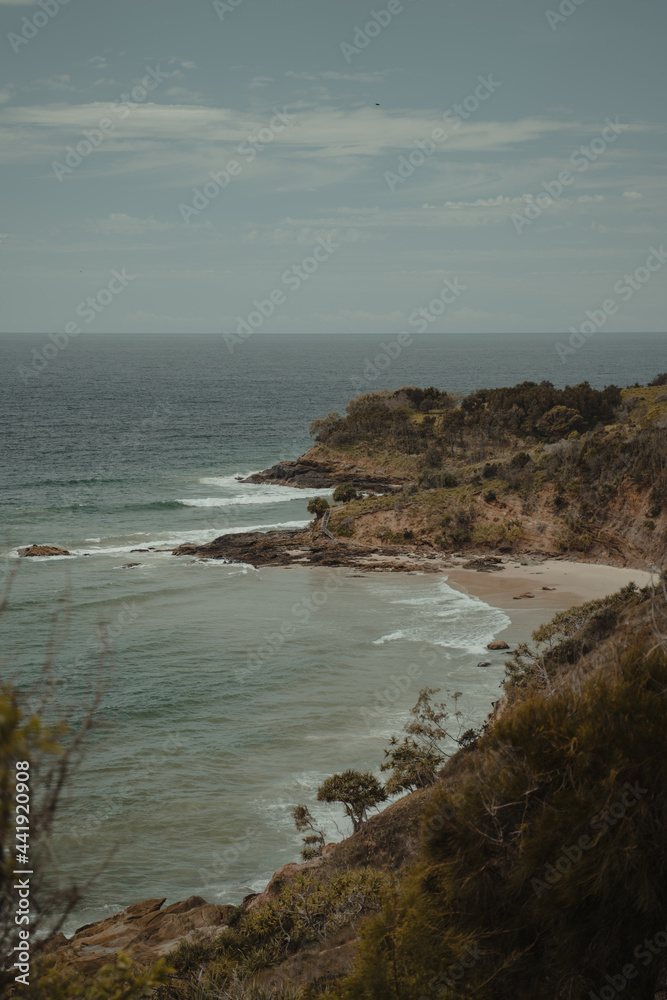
[169,58,197,70]
[0,103,617,168]
[24,75,76,93]
[164,87,204,102]
[286,70,391,83]
[88,56,109,68]
[0,85,16,104]
[90,214,174,235]
[242,224,375,244]
[622,190,643,199]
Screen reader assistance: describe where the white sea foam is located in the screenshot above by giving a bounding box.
[370,578,510,653]
[199,473,260,487]
[60,521,309,558]
[372,630,407,645]
[179,485,331,508]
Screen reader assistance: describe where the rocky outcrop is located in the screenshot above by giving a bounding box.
[172,530,432,571]
[50,896,234,974]
[487,640,510,650]
[243,459,408,493]
[18,545,71,557]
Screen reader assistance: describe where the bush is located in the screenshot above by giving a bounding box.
[317,771,387,833]
[333,483,359,504]
[418,470,458,490]
[307,497,330,518]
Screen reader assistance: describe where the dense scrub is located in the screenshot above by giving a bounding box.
[311,381,622,460]
[340,627,667,999]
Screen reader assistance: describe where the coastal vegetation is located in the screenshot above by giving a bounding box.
[148,580,667,1000]
[301,378,667,568]
[4,377,667,998]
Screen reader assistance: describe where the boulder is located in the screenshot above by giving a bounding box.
[50,895,234,974]
[18,545,71,558]
[542,586,557,591]
[513,592,535,599]
[487,640,510,651]
[243,859,322,913]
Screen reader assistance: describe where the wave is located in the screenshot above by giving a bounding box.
[370,578,510,653]
[178,486,332,509]
[199,473,261,487]
[34,520,310,559]
[372,630,407,645]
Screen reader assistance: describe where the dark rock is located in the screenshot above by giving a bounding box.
[487,640,510,650]
[243,459,408,494]
[462,557,505,572]
[18,545,71,558]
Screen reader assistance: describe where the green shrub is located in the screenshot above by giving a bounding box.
[333,483,359,504]
[307,497,330,518]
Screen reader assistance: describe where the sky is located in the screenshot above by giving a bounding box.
[0,0,665,336]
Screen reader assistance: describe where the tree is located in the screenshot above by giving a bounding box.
[381,688,477,794]
[534,405,584,441]
[292,805,326,861]
[307,497,329,518]
[309,412,342,442]
[317,771,387,834]
[333,483,359,504]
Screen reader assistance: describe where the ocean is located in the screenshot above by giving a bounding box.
[0,331,664,932]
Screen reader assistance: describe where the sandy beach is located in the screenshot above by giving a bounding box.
[443,558,657,650]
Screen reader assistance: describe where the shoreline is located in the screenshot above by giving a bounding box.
[49,555,656,971]
[440,558,656,651]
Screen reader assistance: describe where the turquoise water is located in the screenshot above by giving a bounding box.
[1,332,664,931]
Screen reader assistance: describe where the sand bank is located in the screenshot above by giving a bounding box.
[443,559,657,649]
